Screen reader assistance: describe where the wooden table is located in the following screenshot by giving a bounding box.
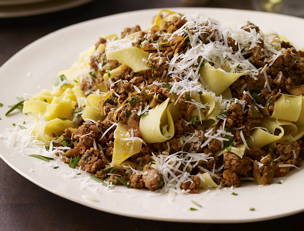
[0,1,303,230]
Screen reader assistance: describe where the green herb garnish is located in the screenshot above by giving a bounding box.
[53,166,59,169]
[249,208,256,211]
[89,72,97,78]
[125,110,131,117]
[116,176,129,187]
[29,154,54,162]
[73,107,83,115]
[162,83,172,90]
[105,98,115,105]
[62,139,71,147]
[190,116,200,126]
[232,192,238,196]
[191,200,203,208]
[5,100,25,116]
[90,175,104,182]
[18,125,26,129]
[249,89,261,102]
[223,137,233,149]
[59,74,67,82]
[69,156,81,168]
[129,97,138,106]
[58,117,67,120]
[103,167,119,173]
[0,103,3,107]
[276,181,283,184]
[189,207,198,211]
[216,111,228,120]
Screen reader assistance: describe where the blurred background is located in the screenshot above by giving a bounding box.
[1,0,304,231]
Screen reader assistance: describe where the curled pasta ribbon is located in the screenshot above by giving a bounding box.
[112,123,143,166]
[139,98,175,143]
[152,10,178,28]
[106,33,150,72]
[201,93,221,120]
[190,93,221,123]
[198,173,218,189]
[249,120,285,148]
[82,92,111,121]
[218,144,246,158]
[200,63,245,95]
[271,94,302,122]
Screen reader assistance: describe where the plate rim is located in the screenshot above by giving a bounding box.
[0,0,91,18]
[1,7,304,223]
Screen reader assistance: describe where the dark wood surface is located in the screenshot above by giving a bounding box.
[0,1,303,230]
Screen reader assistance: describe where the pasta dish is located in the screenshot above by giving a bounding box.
[20,10,304,193]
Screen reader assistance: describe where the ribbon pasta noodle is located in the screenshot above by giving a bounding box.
[200,63,245,95]
[112,123,143,166]
[139,98,175,143]
[271,94,302,122]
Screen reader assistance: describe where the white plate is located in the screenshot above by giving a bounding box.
[0,0,91,18]
[0,8,303,223]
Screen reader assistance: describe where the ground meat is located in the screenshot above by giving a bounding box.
[224,152,253,176]
[241,21,260,33]
[253,161,275,185]
[274,141,301,161]
[221,170,240,187]
[121,25,141,38]
[161,15,186,33]
[79,148,108,173]
[207,139,222,153]
[227,37,239,52]
[129,173,145,189]
[180,176,201,193]
[142,168,164,191]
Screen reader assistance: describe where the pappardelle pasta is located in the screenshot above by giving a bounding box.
[22,10,304,193]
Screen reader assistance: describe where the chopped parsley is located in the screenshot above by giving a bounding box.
[5,100,25,116]
[231,192,238,196]
[12,123,16,126]
[53,166,59,169]
[62,139,71,147]
[216,111,228,120]
[276,181,283,184]
[190,116,200,126]
[191,200,203,208]
[189,207,198,211]
[125,110,131,117]
[0,103,3,107]
[129,97,138,106]
[69,156,81,168]
[249,208,256,211]
[73,107,83,115]
[59,74,67,82]
[116,176,129,187]
[18,125,26,129]
[29,154,54,162]
[54,74,68,87]
[249,89,261,102]
[162,83,172,90]
[90,175,104,183]
[106,98,115,105]
[58,117,67,120]
[223,137,233,149]
[89,72,97,78]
